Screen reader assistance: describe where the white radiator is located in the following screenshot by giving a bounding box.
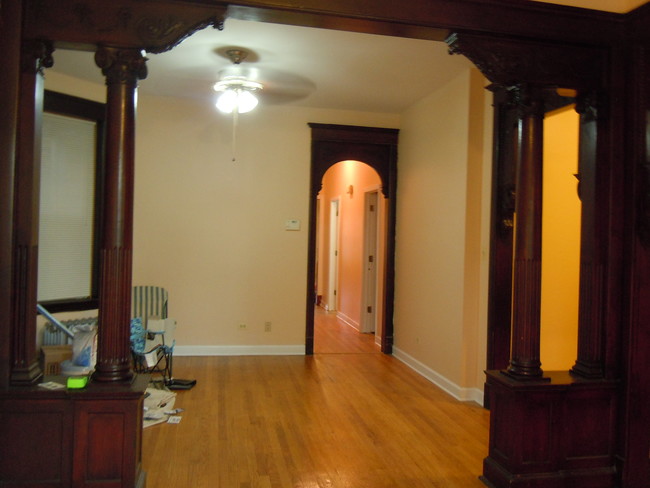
[43,317,98,345]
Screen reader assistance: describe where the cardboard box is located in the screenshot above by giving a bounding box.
[41,345,73,375]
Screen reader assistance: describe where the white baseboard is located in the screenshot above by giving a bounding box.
[336,311,360,331]
[392,347,484,406]
[174,343,483,406]
[174,345,306,356]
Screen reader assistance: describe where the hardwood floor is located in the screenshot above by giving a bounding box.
[313,306,379,354]
[142,310,489,488]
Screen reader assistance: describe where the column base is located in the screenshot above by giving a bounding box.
[482,370,618,488]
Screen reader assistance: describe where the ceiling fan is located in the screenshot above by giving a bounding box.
[212,46,315,114]
[213,49,263,113]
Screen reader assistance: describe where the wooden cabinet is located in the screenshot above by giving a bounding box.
[0,375,147,488]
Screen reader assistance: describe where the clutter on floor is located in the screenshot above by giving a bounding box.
[143,386,182,428]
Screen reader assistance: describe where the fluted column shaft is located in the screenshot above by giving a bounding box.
[507,84,545,379]
[10,40,53,385]
[572,93,605,378]
[93,47,146,382]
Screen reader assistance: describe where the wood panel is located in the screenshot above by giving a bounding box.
[0,399,73,487]
[483,371,617,488]
[0,375,147,488]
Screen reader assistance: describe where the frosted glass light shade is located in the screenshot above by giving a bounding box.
[216,88,258,114]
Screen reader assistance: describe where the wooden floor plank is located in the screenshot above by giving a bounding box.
[142,311,489,487]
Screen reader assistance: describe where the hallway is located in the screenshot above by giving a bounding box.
[142,311,490,488]
[313,305,379,354]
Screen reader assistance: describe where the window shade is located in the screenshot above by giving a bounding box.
[38,112,97,302]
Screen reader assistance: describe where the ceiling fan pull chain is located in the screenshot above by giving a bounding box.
[232,107,238,162]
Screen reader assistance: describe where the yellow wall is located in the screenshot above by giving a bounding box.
[540,107,581,370]
[532,0,646,12]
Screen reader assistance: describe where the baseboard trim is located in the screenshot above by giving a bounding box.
[336,311,360,331]
[174,345,306,356]
[174,344,483,405]
[392,347,484,406]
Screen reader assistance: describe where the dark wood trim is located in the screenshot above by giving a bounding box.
[484,86,516,405]
[306,124,398,355]
[23,0,227,54]
[226,0,623,45]
[21,0,625,55]
[91,47,147,383]
[10,40,53,385]
[0,1,23,389]
[616,42,650,487]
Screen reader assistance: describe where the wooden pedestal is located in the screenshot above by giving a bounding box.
[0,374,148,488]
[481,371,618,488]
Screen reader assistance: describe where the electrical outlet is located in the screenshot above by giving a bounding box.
[264,321,272,332]
[238,323,247,330]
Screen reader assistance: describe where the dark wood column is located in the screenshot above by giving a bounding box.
[0,0,23,389]
[92,47,147,383]
[10,40,53,385]
[571,92,606,379]
[506,84,546,379]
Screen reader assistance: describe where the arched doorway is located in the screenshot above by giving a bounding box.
[315,160,383,353]
[305,124,398,355]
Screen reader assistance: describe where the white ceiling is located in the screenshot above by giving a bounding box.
[50,18,473,114]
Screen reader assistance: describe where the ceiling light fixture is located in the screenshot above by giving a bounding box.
[213,49,264,162]
[213,76,263,114]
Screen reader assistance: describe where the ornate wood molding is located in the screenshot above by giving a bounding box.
[95,46,148,84]
[447,32,605,91]
[20,39,54,74]
[24,0,226,53]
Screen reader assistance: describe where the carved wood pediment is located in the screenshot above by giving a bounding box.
[24,0,227,53]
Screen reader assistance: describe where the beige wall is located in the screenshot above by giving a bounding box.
[133,94,399,351]
[392,67,491,401]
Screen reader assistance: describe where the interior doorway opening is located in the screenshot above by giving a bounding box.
[314,161,384,353]
[305,123,398,355]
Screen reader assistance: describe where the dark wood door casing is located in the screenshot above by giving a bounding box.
[306,124,398,356]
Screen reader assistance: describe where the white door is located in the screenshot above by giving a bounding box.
[328,198,340,312]
[361,191,379,333]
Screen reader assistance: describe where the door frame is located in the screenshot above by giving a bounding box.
[305,123,398,355]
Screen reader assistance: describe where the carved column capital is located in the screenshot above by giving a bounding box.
[575,90,599,122]
[510,83,547,119]
[20,39,53,74]
[95,47,147,85]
